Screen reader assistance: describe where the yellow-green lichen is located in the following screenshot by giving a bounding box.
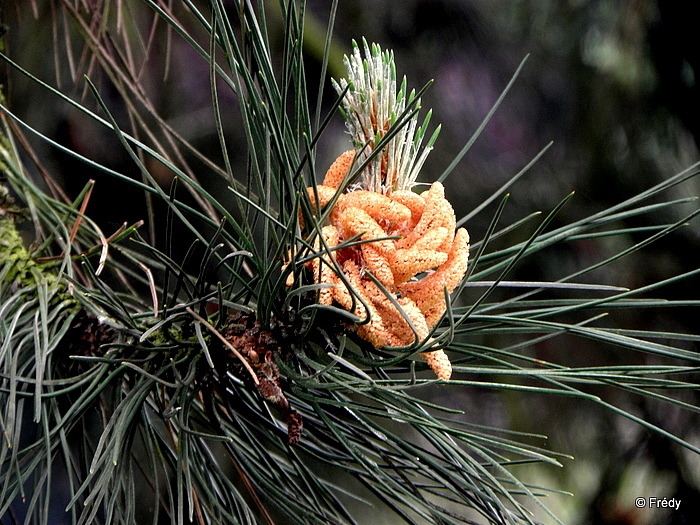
[0,214,38,285]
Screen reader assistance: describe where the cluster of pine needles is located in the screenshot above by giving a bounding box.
[1,1,699,524]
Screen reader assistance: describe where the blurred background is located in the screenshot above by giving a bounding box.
[3,1,699,523]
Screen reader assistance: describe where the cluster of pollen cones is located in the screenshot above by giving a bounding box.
[291,151,470,381]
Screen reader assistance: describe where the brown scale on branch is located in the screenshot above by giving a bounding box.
[221,312,302,445]
[62,310,120,359]
[288,151,470,381]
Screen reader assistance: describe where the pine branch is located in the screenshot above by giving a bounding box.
[1,2,699,524]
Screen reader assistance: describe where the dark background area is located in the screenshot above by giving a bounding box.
[3,1,699,523]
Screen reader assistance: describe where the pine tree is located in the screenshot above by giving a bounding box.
[1,2,699,523]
